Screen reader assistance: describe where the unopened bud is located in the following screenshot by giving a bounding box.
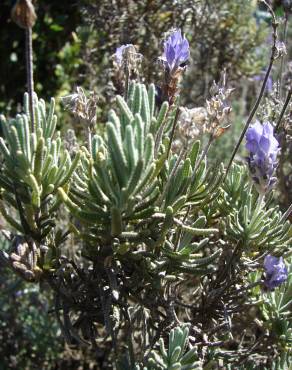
[11,0,37,29]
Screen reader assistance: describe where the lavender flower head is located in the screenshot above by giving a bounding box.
[245,121,279,193]
[161,29,190,73]
[264,255,288,290]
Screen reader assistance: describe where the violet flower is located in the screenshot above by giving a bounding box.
[162,29,190,73]
[245,121,279,193]
[264,255,288,290]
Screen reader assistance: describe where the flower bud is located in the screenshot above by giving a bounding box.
[11,0,37,29]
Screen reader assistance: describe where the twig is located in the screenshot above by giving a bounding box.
[279,12,288,99]
[123,307,136,368]
[167,107,181,159]
[154,107,170,157]
[275,88,292,132]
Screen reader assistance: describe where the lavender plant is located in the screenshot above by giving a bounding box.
[0,4,291,370]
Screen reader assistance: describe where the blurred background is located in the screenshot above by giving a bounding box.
[0,0,291,369]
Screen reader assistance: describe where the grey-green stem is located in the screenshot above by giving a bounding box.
[25,28,34,132]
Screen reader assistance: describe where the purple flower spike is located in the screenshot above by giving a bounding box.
[264,255,288,290]
[162,29,190,73]
[245,121,279,193]
[114,44,133,66]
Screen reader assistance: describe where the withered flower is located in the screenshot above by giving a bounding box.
[11,0,37,29]
[62,87,97,126]
[205,72,234,138]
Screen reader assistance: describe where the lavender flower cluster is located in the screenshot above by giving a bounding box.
[161,29,190,74]
[245,121,279,193]
[264,255,288,290]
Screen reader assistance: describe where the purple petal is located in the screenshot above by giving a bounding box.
[162,29,190,71]
[245,120,280,191]
[264,254,278,273]
[264,255,288,290]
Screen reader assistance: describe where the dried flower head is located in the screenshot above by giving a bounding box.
[11,0,37,29]
[275,41,287,60]
[172,107,207,152]
[115,44,133,66]
[263,255,288,290]
[0,235,43,282]
[246,121,279,193]
[112,44,142,94]
[113,44,142,70]
[205,72,234,137]
[161,29,190,74]
[62,87,97,125]
[178,107,207,139]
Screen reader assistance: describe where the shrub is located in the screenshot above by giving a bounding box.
[0,1,291,369]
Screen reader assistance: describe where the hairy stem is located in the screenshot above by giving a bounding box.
[279,13,288,99]
[25,28,34,132]
[275,89,292,133]
[167,107,181,159]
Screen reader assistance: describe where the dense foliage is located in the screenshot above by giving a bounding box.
[0,1,291,369]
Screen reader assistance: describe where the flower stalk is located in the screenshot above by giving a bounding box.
[25,27,35,132]
[225,1,278,177]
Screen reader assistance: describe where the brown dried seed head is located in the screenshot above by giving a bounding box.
[24,270,35,281]
[10,253,22,262]
[11,0,37,29]
[12,261,27,272]
[16,241,28,257]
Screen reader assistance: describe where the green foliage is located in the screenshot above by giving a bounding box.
[0,79,291,368]
[147,326,201,370]
[58,82,220,279]
[0,1,291,366]
[0,94,80,241]
[219,164,292,254]
[241,259,292,370]
[0,234,62,370]
[260,258,291,344]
